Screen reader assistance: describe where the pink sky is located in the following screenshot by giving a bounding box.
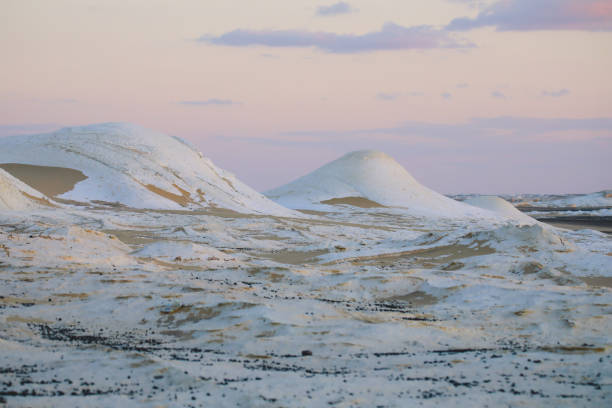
[1,0,611,193]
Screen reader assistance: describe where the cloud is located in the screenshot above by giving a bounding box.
[470,116,612,133]
[201,22,474,53]
[447,0,489,9]
[456,83,469,88]
[542,89,570,97]
[178,99,240,106]
[260,53,280,58]
[316,2,354,16]
[447,0,612,31]
[491,90,507,99]
[441,92,452,99]
[268,116,612,143]
[377,92,400,101]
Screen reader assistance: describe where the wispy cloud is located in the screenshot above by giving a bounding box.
[447,0,612,31]
[201,22,474,53]
[178,99,240,106]
[377,92,400,101]
[316,2,354,16]
[441,92,452,99]
[49,98,78,104]
[447,0,489,9]
[265,116,612,143]
[491,90,507,99]
[542,89,570,97]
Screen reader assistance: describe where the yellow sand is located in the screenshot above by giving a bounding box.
[0,163,87,197]
[321,196,385,208]
[145,184,193,207]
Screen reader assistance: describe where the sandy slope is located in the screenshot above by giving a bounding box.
[0,123,298,216]
[0,168,56,210]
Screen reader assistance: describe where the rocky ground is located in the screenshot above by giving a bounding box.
[1,204,610,407]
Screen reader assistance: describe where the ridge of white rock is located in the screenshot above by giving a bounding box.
[0,168,54,210]
[522,190,612,208]
[0,123,297,216]
[266,150,483,217]
[463,195,537,225]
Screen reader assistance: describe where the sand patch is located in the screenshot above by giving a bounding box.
[159,329,196,340]
[54,293,89,299]
[20,192,57,207]
[326,244,495,267]
[321,196,385,208]
[158,302,255,328]
[91,200,127,208]
[383,291,439,307]
[221,176,237,192]
[539,345,607,354]
[6,315,52,324]
[145,184,193,207]
[297,209,329,216]
[249,234,287,241]
[580,276,612,288]
[258,248,330,265]
[102,229,160,245]
[0,163,87,197]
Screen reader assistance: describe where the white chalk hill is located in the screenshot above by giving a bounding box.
[266,150,481,216]
[0,123,296,216]
[463,196,536,225]
[0,168,55,211]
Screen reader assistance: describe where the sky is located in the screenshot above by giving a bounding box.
[1,0,611,194]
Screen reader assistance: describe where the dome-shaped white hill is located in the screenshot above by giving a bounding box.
[266,150,481,216]
[0,123,296,216]
[463,196,536,225]
[0,168,55,210]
